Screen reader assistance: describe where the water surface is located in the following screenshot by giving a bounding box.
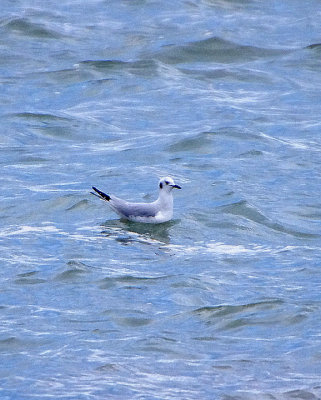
[1,1,321,399]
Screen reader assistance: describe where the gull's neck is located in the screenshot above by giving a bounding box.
[157,189,173,209]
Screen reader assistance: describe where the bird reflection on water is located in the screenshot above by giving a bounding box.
[99,219,180,245]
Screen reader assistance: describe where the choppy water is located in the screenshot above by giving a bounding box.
[1,1,321,399]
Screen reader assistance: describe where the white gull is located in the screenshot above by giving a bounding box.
[91,176,181,223]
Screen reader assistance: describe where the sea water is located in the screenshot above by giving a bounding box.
[1,1,321,399]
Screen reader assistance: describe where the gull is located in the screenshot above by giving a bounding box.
[91,176,181,223]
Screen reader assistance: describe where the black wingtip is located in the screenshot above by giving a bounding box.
[91,186,111,201]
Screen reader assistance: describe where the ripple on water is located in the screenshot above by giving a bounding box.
[1,1,321,399]
[193,299,283,328]
[9,111,102,142]
[14,271,47,285]
[54,261,92,282]
[79,59,158,77]
[167,131,215,154]
[219,200,320,238]
[156,37,290,65]
[3,17,63,39]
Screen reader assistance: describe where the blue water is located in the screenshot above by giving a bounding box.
[1,1,321,399]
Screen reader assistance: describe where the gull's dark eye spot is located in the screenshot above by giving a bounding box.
[159,182,163,189]
[165,181,169,185]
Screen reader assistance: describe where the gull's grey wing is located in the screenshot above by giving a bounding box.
[109,196,159,218]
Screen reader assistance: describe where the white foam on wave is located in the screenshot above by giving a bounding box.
[164,241,261,256]
[0,224,61,237]
[164,240,316,258]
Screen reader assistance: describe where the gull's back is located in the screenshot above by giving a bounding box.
[109,195,159,221]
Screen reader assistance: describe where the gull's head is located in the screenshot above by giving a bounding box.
[159,176,181,192]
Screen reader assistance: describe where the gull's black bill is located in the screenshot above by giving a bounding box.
[91,186,111,201]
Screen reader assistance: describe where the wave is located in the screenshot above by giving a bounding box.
[220,200,320,238]
[2,17,63,39]
[79,59,158,77]
[156,36,289,64]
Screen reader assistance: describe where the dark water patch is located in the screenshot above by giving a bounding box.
[193,336,217,342]
[66,260,91,269]
[98,277,117,290]
[100,219,174,245]
[284,390,319,400]
[96,363,120,373]
[238,149,264,157]
[29,67,96,85]
[0,337,22,351]
[66,199,91,212]
[80,59,157,76]
[193,300,317,332]
[279,46,321,77]
[222,390,319,400]
[54,261,91,281]
[3,17,63,39]
[295,208,321,220]
[157,37,289,65]
[168,129,266,155]
[30,126,74,140]
[99,274,170,290]
[10,112,71,123]
[113,316,152,328]
[102,308,153,328]
[81,59,131,70]
[124,219,177,235]
[221,200,273,223]
[136,336,189,358]
[1,1,321,397]
[194,299,283,318]
[54,269,87,281]
[116,275,169,284]
[168,132,214,153]
[167,128,259,157]
[180,66,233,81]
[179,66,277,85]
[14,276,46,285]
[204,0,253,5]
[221,200,320,238]
[16,271,38,278]
[306,43,321,51]
[193,300,286,330]
[10,111,100,142]
[0,335,45,353]
[9,112,80,141]
[171,276,209,290]
[14,155,49,165]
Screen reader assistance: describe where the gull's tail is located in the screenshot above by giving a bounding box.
[91,186,111,201]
